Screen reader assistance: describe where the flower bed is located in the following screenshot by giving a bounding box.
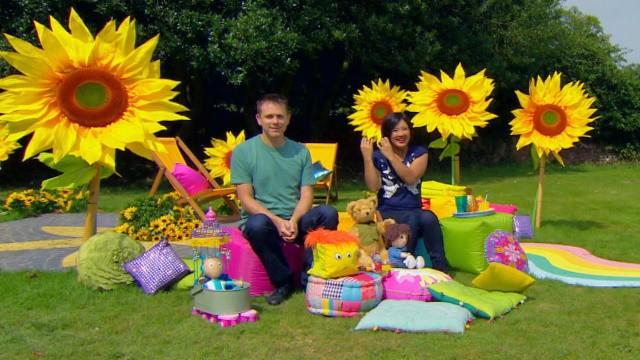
[3,189,88,216]
[114,192,202,242]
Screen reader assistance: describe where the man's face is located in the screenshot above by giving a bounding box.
[256,101,290,139]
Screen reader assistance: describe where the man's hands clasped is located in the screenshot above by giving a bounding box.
[274,217,298,242]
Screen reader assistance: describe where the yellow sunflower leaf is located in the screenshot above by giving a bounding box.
[38,152,114,189]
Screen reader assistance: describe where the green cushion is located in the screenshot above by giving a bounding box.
[440,212,513,274]
[174,259,197,290]
[428,280,526,319]
[76,231,145,291]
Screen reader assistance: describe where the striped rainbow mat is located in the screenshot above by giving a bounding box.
[521,243,640,287]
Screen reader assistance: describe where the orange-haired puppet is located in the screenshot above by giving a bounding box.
[305,229,361,279]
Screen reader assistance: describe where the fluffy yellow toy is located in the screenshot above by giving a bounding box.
[305,229,361,279]
[346,196,394,271]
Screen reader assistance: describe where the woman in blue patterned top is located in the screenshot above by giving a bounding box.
[360,112,449,272]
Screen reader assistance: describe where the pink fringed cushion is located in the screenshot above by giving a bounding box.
[124,239,191,294]
[171,163,210,195]
[221,227,304,296]
[382,268,452,301]
[484,230,529,272]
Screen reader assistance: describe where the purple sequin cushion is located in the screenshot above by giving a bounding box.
[123,240,191,294]
[513,215,534,239]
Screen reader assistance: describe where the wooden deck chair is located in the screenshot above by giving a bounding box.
[149,137,240,222]
[305,143,338,204]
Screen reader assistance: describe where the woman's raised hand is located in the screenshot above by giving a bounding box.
[360,137,375,159]
[377,137,394,159]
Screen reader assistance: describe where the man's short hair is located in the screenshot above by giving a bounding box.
[256,93,288,114]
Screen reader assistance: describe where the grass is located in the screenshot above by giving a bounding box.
[1,162,640,359]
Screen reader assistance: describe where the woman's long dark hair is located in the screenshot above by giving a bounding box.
[381,112,411,139]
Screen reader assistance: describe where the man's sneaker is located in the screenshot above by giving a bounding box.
[266,283,293,306]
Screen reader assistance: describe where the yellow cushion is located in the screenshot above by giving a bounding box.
[429,196,457,219]
[472,262,535,292]
[337,211,355,232]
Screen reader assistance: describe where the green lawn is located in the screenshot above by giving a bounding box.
[1,162,639,359]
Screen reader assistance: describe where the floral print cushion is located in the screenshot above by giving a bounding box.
[484,230,529,272]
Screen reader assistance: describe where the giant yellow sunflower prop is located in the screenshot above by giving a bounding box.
[509,72,597,228]
[0,9,189,238]
[0,8,188,170]
[348,79,407,141]
[407,63,497,141]
[0,123,20,166]
[407,63,496,184]
[204,130,245,185]
[510,72,597,164]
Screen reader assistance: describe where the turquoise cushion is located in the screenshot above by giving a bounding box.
[355,300,473,333]
[311,161,332,181]
[440,212,513,274]
[428,280,526,319]
[413,238,433,268]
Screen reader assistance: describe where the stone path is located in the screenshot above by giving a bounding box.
[0,213,193,271]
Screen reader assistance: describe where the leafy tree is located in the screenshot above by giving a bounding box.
[2,0,639,186]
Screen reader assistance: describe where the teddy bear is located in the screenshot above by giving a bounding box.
[384,223,425,269]
[346,196,394,271]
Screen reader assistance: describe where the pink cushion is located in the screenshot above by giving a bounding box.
[490,203,517,215]
[171,163,210,195]
[382,268,452,301]
[221,227,304,296]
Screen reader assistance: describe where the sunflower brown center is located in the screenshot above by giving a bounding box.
[436,89,470,116]
[533,104,567,136]
[370,101,393,125]
[57,68,128,127]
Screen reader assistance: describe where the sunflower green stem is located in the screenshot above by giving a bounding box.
[83,163,101,240]
[534,154,546,229]
[450,137,461,185]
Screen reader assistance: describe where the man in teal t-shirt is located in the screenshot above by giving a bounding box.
[231,93,338,305]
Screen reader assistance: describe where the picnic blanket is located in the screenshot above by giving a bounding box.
[522,243,640,287]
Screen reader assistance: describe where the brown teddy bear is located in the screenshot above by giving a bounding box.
[346,196,394,271]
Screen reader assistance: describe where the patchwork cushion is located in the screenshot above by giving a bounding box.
[441,212,514,274]
[124,239,191,294]
[428,280,526,319]
[484,230,529,272]
[355,300,474,333]
[171,163,210,195]
[382,268,452,301]
[306,272,383,317]
[472,262,535,292]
